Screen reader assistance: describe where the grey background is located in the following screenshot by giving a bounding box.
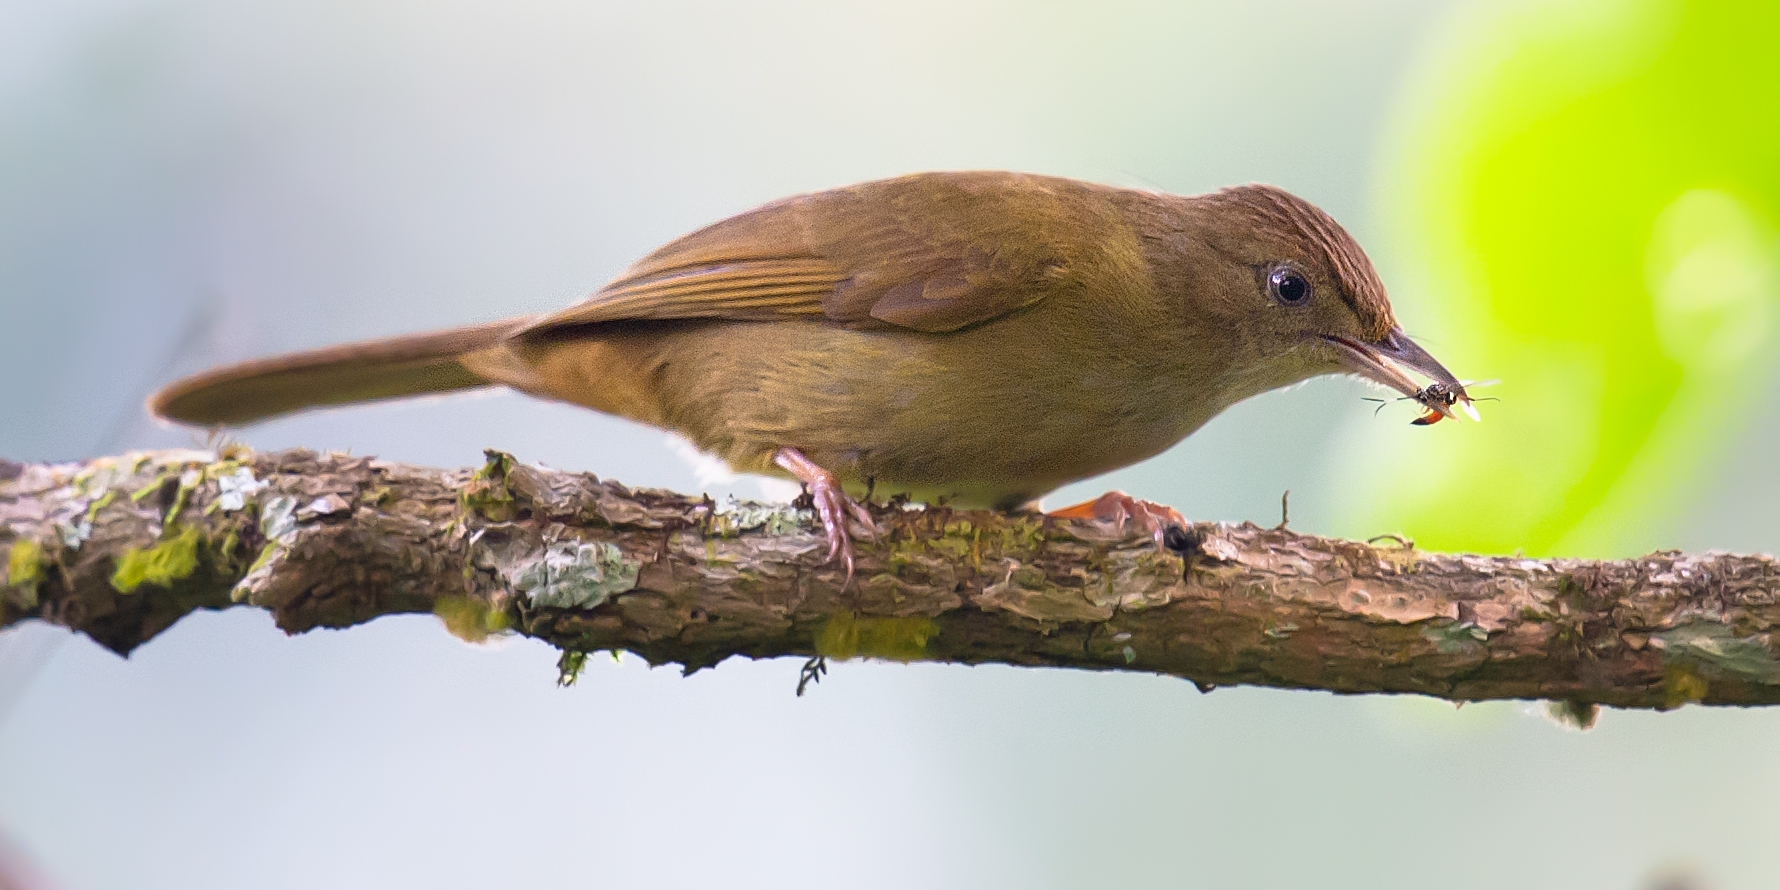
[2,1,1774,888]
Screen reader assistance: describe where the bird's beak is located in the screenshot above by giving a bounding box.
[1321,327,1475,422]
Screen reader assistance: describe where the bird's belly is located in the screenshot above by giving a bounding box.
[647,322,1199,508]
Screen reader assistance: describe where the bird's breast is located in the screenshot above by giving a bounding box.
[640,311,1213,506]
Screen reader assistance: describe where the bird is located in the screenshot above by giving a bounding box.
[151,170,1473,575]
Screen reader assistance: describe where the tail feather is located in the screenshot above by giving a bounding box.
[149,318,525,427]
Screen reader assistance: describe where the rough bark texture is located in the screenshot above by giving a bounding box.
[4,447,1779,711]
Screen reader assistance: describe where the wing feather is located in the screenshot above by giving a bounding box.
[515,172,1140,339]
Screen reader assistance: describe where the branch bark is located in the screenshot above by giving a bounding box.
[4,448,1778,711]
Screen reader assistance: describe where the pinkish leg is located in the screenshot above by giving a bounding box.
[773,447,878,585]
[1048,491,1187,550]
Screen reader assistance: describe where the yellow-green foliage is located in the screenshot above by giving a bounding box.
[815,611,937,661]
[1344,0,1780,558]
[111,526,203,593]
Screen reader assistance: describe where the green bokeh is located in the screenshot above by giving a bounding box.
[1344,0,1780,557]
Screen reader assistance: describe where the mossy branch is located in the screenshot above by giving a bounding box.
[4,448,1779,713]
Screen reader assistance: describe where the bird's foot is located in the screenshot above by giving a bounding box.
[1048,491,1187,550]
[773,447,879,585]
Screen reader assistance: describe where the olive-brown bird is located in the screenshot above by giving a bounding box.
[151,171,1473,572]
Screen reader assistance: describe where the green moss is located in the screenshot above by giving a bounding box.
[110,526,203,593]
[988,517,1048,554]
[1545,699,1600,730]
[84,489,117,521]
[435,596,512,643]
[1662,662,1710,709]
[557,650,590,686]
[5,534,44,605]
[217,529,241,568]
[461,449,517,521]
[115,461,215,527]
[230,541,283,603]
[925,536,972,559]
[246,541,279,574]
[814,611,937,661]
[7,539,42,587]
[129,469,176,503]
[163,474,199,529]
[205,458,233,477]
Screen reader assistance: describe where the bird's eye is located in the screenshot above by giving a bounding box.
[1268,266,1312,306]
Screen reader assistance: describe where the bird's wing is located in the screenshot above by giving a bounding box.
[514,171,1136,337]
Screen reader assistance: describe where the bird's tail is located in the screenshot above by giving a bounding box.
[149,318,525,427]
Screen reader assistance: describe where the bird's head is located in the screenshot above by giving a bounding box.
[1188,183,1475,423]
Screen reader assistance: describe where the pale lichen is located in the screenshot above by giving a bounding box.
[231,495,300,603]
[509,540,639,609]
[1655,623,1780,684]
[57,518,91,550]
[213,466,265,512]
[1422,620,1490,655]
[709,496,810,537]
[260,495,299,541]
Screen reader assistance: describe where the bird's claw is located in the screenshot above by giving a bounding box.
[1048,491,1187,550]
[774,447,879,586]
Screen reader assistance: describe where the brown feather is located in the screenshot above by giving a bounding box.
[516,171,1142,338]
[145,171,1459,516]
[1201,184,1396,340]
[150,319,519,426]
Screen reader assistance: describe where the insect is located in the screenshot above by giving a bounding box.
[1364,380,1496,425]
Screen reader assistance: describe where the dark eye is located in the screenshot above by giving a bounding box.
[1268,266,1312,306]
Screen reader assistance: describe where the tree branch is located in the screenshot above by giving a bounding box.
[3,448,1777,711]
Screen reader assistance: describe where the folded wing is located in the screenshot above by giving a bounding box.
[516,171,1130,339]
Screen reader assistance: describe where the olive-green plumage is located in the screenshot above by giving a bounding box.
[151,171,1465,509]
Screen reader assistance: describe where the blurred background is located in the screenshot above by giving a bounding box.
[2,0,1777,887]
